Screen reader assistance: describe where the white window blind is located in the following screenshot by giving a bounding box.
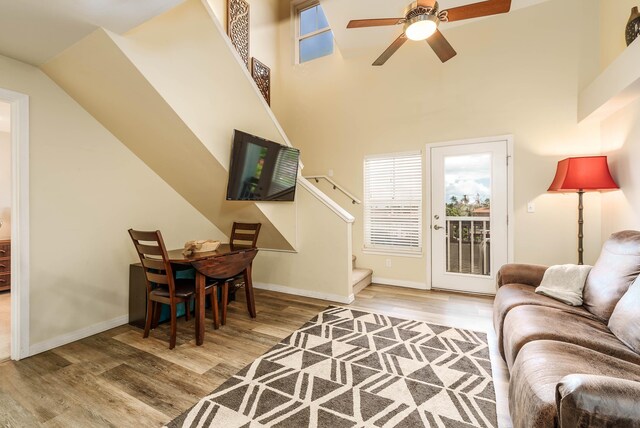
[364,152,423,253]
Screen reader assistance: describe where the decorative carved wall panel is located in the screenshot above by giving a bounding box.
[251,58,271,105]
[227,0,250,68]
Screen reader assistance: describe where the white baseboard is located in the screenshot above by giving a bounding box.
[372,276,429,290]
[253,282,354,304]
[29,315,129,357]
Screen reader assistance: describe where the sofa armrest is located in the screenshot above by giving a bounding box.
[496,264,547,288]
[556,374,640,428]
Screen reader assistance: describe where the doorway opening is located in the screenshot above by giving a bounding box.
[0,100,9,361]
[0,87,29,361]
[427,136,513,295]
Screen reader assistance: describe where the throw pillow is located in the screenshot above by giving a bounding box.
[608,276,640,354]
[583,230,640,321]
[535,264,593,306]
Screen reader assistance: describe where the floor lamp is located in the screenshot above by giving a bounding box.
[548,156,619,265]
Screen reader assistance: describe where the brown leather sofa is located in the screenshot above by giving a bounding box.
[495,230,640,428]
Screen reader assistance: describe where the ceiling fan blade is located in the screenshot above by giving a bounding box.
[373,33,408,66]
[347,18,403,29]
[426,30,457,63]
[444,0,511,22]
[417,0,436,7]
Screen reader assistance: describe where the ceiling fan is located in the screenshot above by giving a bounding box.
[346,0,512,65]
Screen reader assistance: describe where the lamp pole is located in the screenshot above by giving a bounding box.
[577,189,584,265]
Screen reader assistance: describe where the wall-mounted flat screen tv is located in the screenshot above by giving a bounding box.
[226,130,300,201]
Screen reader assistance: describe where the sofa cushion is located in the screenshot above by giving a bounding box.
[583,230,640,322]
[493,283,599,360]
[535,264,592,306]
[509,340,640,428]
[502,305,640,369]
[609,276,640,354]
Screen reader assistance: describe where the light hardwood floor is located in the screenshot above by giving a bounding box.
[0,285,510,427]
[0,292,9,362]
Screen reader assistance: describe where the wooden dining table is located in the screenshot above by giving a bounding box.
[167,244,256,346]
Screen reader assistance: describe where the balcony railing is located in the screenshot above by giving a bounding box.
[445,216,490,276]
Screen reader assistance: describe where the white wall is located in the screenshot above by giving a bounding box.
[598,0,640,240]
[0,131,10,240]
[269,0,603,286]
[601,97,640,238]
[0,54,226,350]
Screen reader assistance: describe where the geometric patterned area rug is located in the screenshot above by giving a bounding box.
[166,306,497,428]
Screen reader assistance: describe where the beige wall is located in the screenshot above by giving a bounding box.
[0,54,226,348]
[44,0,353,307]
[205,0,280,74]
[43,0,297,251]
[126,0,352,300]
[253,181,353,302]
[205,0,284,126]
[269,0,603,286]
[599,0,639,70]
[0,131,10,240]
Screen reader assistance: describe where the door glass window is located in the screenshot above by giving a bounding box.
[444,153,491,275]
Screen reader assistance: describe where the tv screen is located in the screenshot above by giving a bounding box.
[226,130,300,201]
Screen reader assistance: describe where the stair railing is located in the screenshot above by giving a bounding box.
[304,176,361,205]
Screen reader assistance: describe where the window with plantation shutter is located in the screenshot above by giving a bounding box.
[364,152,423,254]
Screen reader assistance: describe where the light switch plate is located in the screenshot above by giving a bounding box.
[527,202,535,213]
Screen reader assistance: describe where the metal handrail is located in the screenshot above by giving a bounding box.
[304,175,361,205]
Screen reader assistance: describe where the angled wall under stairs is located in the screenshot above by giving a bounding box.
[42,0,357,302]
[42,1,295,251]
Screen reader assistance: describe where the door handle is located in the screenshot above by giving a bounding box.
[433,225,443,230]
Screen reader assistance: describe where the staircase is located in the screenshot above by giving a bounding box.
[304,177,372,296]
[42,0,357,304]
[352,253,373,296]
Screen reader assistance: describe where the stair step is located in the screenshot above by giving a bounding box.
[352,267,373,295]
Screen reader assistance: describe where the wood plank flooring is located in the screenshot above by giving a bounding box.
[0,285,511,427]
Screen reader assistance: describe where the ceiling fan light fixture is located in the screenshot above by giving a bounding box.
[404,14,438,41]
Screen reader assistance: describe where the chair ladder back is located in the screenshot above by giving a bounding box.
[191,248,258,280]
[128,229,176,296]
[230,222,262,250]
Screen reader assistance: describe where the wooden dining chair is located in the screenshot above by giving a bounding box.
[191,248,259,325]
[230,222,262,250]
[128,229,218,349]
[227,222,261,302]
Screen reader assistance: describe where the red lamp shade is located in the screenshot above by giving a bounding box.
[548,156,619,192]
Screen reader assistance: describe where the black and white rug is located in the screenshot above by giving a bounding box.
[167,306,497,428]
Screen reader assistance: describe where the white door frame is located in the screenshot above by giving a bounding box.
[425,135,514,291]
[0,88,30,360]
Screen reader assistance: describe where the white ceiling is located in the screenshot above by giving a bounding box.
[320,0,551,58]
[0,0,551,66]
[0,0,185,65]
[0,102,9,133]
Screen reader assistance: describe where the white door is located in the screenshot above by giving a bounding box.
[430,140,509,295]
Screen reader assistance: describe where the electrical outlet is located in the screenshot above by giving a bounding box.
[385,259,392,268]
[527,202,535,213]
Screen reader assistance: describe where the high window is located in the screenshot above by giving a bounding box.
[364,152,423,254]
[296,1,334,63]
